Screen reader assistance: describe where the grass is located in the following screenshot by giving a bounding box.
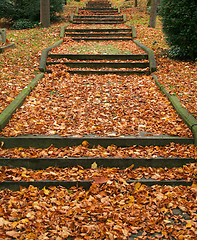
[68,43,132,54]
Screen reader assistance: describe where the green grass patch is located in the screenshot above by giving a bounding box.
[68,43,132,55]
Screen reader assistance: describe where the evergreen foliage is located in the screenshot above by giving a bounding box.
[0,0,15,20]
[160,0,197,60]
[0,0,64,28]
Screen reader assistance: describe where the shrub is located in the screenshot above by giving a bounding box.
[0,0,64,26]
[12,19,39,30]
[160,0,197,60]
[0,0,15,19]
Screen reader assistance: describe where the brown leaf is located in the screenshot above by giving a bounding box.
[91,162,97,169]
[6,231,20,238]
[94,176,108,184]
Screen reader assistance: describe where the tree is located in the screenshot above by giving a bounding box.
[40,0,50,27]
[149,0,159,28]
[160,0,197,59]
[0,0,64,29]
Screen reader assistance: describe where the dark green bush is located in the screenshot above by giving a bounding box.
[160,0,197,60]
[0,0,64,26]
[12,19,39,30]
[0,0,15,19]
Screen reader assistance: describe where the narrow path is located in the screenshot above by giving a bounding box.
[0,1,196,239]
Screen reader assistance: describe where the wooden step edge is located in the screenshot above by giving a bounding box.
[46,62,150,69]
[67,70,150,75]
[71,37,132,41]
[0,135,193,148]
[48,54,149,60]
[0,157,195,169]
[0,179,193,191]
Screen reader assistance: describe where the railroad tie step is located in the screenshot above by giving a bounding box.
[0,179,194,191]
[65,33,132,37]
[64,29,132,33]
[73,15,123,19]
[72,19,123,22]
[70,37,132,41]
[0,157,195,170]
[66,70,150,75]
[46,61,149,69]
[0,156,195,191]
[71,21,124,24]
[48,54,149,61]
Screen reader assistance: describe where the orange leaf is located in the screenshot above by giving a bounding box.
[6,231,20,238]
[94,176,108,184]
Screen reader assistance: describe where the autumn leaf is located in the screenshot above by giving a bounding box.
[127,164,134,170]
[0,217,10,226]
[82,140,89,147]
[134,182,142,191]
[43,187,50,195]
[6,231,20,238]
[91,162,97,169]
[191,183,197,189]
[60,227,70,238]
[128,195,135,202]
[94,176,108,184]
[186,222,192,228]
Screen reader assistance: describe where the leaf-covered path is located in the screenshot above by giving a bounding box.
[0,0,196,239]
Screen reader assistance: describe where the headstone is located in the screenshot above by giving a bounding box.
[0,29,6,43]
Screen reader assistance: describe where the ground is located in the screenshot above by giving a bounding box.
[0,0,196,239]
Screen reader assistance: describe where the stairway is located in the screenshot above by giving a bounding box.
[70,0,125,24]
[64,28,132,41]
[47,53,150,75]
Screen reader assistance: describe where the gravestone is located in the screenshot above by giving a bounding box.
[0,29,6,43]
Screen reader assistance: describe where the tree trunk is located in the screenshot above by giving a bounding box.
[40,0,50,28]
[149,0,158,28]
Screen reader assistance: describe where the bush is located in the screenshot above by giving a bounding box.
[0,0,64,26]
[12,19,39,30]
[0,0,15,19]
[160,0,197,60]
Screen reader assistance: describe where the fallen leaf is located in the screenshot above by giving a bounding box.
[134,182,142,191]
[191,183,197,189]
[94,176,108,184]
[43,187,50,195]
[91,162,97,169]
[0,217,10,226]
[6,231,20,238]
[82,140,89,147]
